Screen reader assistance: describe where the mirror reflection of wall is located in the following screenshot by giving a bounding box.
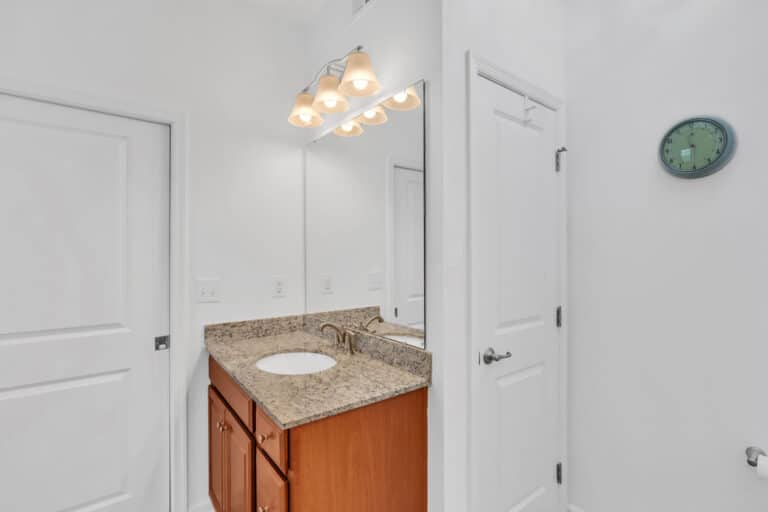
[305,81,426,348]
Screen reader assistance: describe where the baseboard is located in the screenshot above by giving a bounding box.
[189,499,213,512]
[568,505,586,512]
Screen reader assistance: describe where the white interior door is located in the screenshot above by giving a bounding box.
[391,165,424,329]
[0,94,171,511]
[469,74,564,511]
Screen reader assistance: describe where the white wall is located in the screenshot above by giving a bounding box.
[566,1,768,510]
[439,0,565,509]
[0,1,307,510]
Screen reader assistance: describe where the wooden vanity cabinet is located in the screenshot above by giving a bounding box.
[209,356,427,512]
[209,387,255,512]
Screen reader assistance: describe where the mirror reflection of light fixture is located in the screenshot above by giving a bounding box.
[288,91,323,127]
[313,74,349,114]
[357,106,388,126]
[334,120,364,137]
[338,50,381,97]
[382,86,421,111]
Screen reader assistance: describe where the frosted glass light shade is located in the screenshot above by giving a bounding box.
[313,75,349,114]
[339,51,381,97]
[334,120,364,137]
[288,92,323,127]
[357,106,388,126]
[382,86,421,111]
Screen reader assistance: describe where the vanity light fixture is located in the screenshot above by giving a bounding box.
[338,50,381,97]
[334,119,364,137]
[288,91,323,127]
[357,105,388,126]
[313,74,349,114]
[382,85,421,111]
[288,46,380,128]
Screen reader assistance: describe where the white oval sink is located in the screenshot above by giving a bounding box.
[255,352,337,376]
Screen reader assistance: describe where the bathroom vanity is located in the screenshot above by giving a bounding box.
[206,310,431,512]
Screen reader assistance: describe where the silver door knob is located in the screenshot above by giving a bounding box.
[483,347,512,365]
[746,446,766,467]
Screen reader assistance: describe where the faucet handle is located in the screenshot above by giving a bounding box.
[342,330,357,355]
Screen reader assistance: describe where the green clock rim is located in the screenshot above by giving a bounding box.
[659,117,736,179]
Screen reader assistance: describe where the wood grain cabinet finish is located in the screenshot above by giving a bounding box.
[210,357,254,432]
[208,387,227,512]
[289,388,428,512]
[254,406,288,474]
[256,449,288,512]
[209,357,428,512]
[209,386,255,512]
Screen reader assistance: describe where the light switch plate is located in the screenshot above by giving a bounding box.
[368,271,384,291]
[196,278,221,303]
[320,275,333,295]
[272,276,287,298]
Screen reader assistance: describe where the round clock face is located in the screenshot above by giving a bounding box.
[659,117,735,178]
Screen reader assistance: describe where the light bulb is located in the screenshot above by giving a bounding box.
[353,79,369,91]
[342,122,355,132]
[323,98,338,109]
[363,109,377,119]
[298,112,312,124]
[393,90,408,103]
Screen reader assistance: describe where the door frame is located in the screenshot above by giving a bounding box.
[384,156,424,326]
[0,76,191,512]
[466,52,568,510]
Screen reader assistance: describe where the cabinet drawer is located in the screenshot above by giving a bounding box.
[255,406,288,474]
[256,449,288,512]
[209,357,254,432]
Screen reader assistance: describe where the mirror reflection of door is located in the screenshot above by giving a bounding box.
[390,164,424,330]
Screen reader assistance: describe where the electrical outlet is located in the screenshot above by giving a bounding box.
[320,275,333,295]
[272,276,287,298]
[368,271,384,291]
[196,278,221,303]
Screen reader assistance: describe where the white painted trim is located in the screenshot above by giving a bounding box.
[190,500,214,512]
[0,76,192,512]
[465,52,568,511]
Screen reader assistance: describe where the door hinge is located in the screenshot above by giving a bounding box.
[394,307,399,318]
[556,462,563,485]
[555,147,568,172]
[155,335,170,351]
[556,306,563,328]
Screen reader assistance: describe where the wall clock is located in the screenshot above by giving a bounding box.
[659,117,736,179]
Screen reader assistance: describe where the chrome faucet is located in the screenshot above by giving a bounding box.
[359,315,383,332]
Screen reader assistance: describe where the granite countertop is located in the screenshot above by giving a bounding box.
[206,318,430,429]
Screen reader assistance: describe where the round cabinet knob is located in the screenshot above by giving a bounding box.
[257,507,270,512]
[257,432,274,445]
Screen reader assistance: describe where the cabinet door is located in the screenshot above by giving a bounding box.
[257,449,288,512]
[208,387,227,512]
[225,409,254,512]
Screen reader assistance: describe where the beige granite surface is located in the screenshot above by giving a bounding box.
[205,315,430,429]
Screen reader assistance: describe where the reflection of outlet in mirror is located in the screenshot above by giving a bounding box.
[272,277,287,298]
[196,278,220,303]
[320,275,333,295]
[368,271,384,291]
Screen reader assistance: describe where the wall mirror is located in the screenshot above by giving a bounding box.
[304,80,426,348]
